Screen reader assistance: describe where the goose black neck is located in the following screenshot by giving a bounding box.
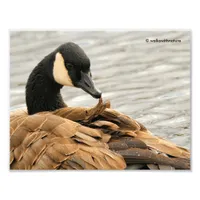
[26,53,66,115]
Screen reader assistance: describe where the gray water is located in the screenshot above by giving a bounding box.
[10,31,191,148]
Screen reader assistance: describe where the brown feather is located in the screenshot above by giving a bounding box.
[147,164,159,170]
[116,148,190,169]
[10,98,190,170]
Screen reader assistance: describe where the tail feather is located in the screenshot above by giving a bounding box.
[115,148,190,169]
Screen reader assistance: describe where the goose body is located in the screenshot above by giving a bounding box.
[10,42,190,170]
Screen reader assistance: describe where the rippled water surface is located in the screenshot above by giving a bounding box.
[10,31,191,148]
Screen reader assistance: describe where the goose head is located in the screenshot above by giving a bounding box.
[26,42,101,114]
[52,42,101,98]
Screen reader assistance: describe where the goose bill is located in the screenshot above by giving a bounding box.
[76,71,102,99]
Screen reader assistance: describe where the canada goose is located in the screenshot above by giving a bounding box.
[10,42,190,170]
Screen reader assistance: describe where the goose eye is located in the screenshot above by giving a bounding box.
[66,63,73,70]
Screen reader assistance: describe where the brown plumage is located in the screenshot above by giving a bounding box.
[10,98,190,170]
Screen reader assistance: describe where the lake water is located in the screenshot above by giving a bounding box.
[10,31,191,148]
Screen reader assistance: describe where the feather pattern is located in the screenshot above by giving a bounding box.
[10,99,190,170]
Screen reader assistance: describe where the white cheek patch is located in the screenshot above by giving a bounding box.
[53,52,74,86]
